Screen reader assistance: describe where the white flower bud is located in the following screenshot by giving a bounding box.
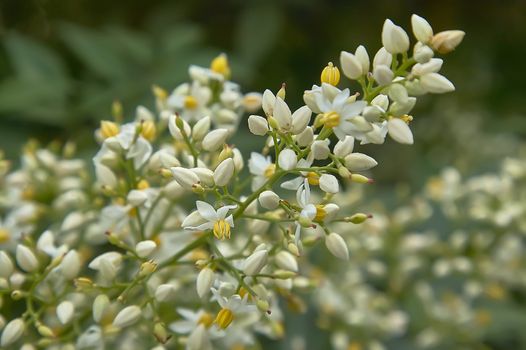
[324,203,340,221]
[191,168,214,187]
[431,30,465,54]
[243,249,268,276]
[112,305,141,328]
[362,106,383,122]
[127,190,148,207]
[171,167,200,189]
[216,109,238,124]
[355,45,370,73]
[202,129,229,152]
[136,105,154,121]
[373,65,394,86]
[187,324,210,350]
[311,140,330,160]
[135,240,157,258]
[262,89,276,116]
[168,114,191,140]
[366,124,387,144]
[0,251,14,278]
[388,84,408,103]
[325,233,349,260]
[248,115,269,136]
[350,116,373,132]
[232,148,244,172]
[76,325,102,349]
[258,190,280,210]
[158,150,180,168]
[382,19,410,54]
[345,153,378,171]
[60,250,81,279]
[88,252,122,271]
[411,14,433,43]
[278,149,297,170]
[182,210,205,228]
[388,119,414,144]
[92,294,110,323]
[319,174,339,193]
[420,73,455,93]
[414,44,434,63]
[16,245,39,272]
[196,267,214,298]
[213,158,235,187]
[389,97,416,117]
[340,51,363,79]
[273,97,292,132]
[1,318,24,347]
[192,116,211,141]
[275,251,298,272]
[373,47,392,68]
[155,283,177,302]
[412,58,443,76]
[291,106,312,135]
[94,163,117,188]
[99,258,117,280]
[296,126,314,147]
[57,301,75,325]
[334,136,355,158]
[372,94,389,110]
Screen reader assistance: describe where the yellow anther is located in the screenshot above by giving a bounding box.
[0,228,10,244]
[21,186,35,200]
[137,179,150,190]
[197,312,214,328]
[306,172,320,186]
[213,219,231,240]
[190,248,209,261]
[214,308,234,329]
[210,53,231,78]
[152,85,168,101]
[348,342,363,350]
[314,205,327,222]
[100,120,120,139]
[277,83,286,100]
[238,287,253,301]
[324,111,341,128]
[474,309,492,326]
[141,120,157,141]
[485,283,506,300]
[400,114,413,124]
[264,164,276,178]
[320,62,340,86]
[184,95,199,110]
[128,207,138,217]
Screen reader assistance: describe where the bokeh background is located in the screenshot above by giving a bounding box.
[1,0,525,349]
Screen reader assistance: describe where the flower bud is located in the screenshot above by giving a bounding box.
[16,245,39,272]
[373,65,394,86]
[411,58,443,76]
[196,267,215,298]
[382,19,410,54]
[344,153,378,171]
[243,249,268,276]
[277,83,286,100]
[291,106,312,135]
[243,92,263,112]
[273,270,296,279]
[355,45,370,73]
[112,305,141,328]
[168,114,191,140]
[192,116,211,141]
[420,73,455,93]
[373,47,392,68]
[153,322,171,344]
[334,135,355,158]
[414,44,434,63]
[171,167,200,189]
[139,260,157,276]
[311,140,330,160]
[431,30,465,54]
[258,190,280,210]
[57,301,75,325]
[191,167,214,187]
[0,251,14,278]
[351,173,374,184]
[1,318,25,347]
[127,190,148,207]
[92,294,110,323]
[288,242,300,257]
[262,89,276,116]
[248,115,269,136]
[155,283,177,302]
[187,324,210,350]
[58,249,80,279]
[325,232,349,260]
[202,129,229,152]
[36,323,55,338]
[273,97,292,132]
[320,62,340,86]
[319,174,339,194]
[411,14,433,43]
[278,149,297,170]
[210,53,230,78]
[388,118,414,144]
[340,51,363,79]
[296,126,314,147]
[214,158,235,187]
[135,240,157,258]
[275,251,298,272]
[347,213,372,224]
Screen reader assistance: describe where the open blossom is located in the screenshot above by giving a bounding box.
[184,201,237,240]
[248,152,275,191]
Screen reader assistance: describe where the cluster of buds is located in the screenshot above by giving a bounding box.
[0,15,465,349]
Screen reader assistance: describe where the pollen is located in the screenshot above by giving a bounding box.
[137,179,150,190]
[100,120,120,139]
[264,164,276,178]
[184,95,199,110]
[210,53,231,78]
[307,172,320,185]
[213,219,231,240]
[197,312,214,328]
[0,228,10,244]
[400,114,413,124]
[141,120,157,141]
[324,111,341,128]
[320,62,340,86]
[214,308,234,329]
[315,205,327,222]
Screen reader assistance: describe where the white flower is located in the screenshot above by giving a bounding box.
[325,232,349,260]
[258,190,280,210]
[340,50,363,80]
[242,249,268,276]
[211,288,257,329]
[1,318,25,347]
[57,301,75,324]
[16,245,39,272]
[112,305,142,328]
[278,149,297,170]
[214,158,235,187]
[382,19,410,54]
[248,152,275,191]
[319,174,339,193]
[411,14,433,43]
[344,153,378,171]
[294,180,317,246]
[202,129,229,152]
[155,283,178,302]
[59,249,81,279]
[388,118,414,144]
[248,115,269,136]
[272,97,292,132]
[275,251,298,272]
[419,73,455,93]
[196,267,215,298]
[184,201,237,240]
[135,240,157,258]
[0,251,14,278]
[167,81,211,122]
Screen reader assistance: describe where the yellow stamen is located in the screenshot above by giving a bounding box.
[315,205,327,222]
[348,342,363,350]
[210,53,231,78]
[306,172,320,186]
[324,111,340,127]
[238,287,253,301]
[137,179,150,190]
[152,85,168,101]
[213,219,231,240]
[197,312,214,328]
[474,309,492,326]
[141,120,157,141]
[264,164,276,178]
[320,62,340,86]
[184,96,199,110]
[0,228,10,244]
[400,114,413,124]
[214,308,234,329]
[100,120,120,139]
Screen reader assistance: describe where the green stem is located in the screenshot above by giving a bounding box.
[158,233,209,269]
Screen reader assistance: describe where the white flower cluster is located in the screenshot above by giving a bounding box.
[0,15,464,349]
